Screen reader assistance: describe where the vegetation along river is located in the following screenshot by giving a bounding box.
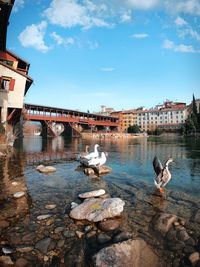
[0,135,200,267]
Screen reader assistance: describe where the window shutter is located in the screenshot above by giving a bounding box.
[9,79,15,91]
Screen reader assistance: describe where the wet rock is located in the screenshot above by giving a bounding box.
[94,165,112,175]
[93,239,161,267]
[15,258,29,267]
[45,204,56,210]
[36,165,56,173]
[16,246,34,253]
[79,189,105,199]
[176,229,190,241]
[63,231,75,238]
[84,168,95,176]
[71,202,79,209]
[76,231,84,239]
[54,227,64,234]
[188,252,200,266]
[13,191,25,198]
[64,241,85,267]
[97,217,122,232]
[195,210,200,224]
[57,239,65,248]
[112,231,133,243]
[11,182,18,186]
[2,246,14,254]
[97,233,112,244]
[69,198,125,222]
[84,225,93,233]
[0,255,14,265]
[22,233,35,242]
[0,220,9,228]
[35,237,51,254]
[37,214,51,220]
[152,213,177,236]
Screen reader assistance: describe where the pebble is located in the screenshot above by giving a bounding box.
[76,231,84,239]
[2,246,13,254]
[57,239,65,248]
[15,258,29,267]
[13,191,25,198]
[97,217,122,232]
[0,220,9,228]
[11,182,18,186]
[45,204,56,210]
[189,252,200,266]
[0,255,14,265]
[71,202,79,209]
[78,189,106,199]
[54,227,64,234]
[16,246,34,253]
[37,214,51,220]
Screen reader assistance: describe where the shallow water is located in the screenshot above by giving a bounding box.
[0,135,200,266]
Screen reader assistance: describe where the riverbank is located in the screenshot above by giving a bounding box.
[0,135,200,266]
[0,161,200,267]
[81,132,147,140]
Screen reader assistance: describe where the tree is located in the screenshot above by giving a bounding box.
[127,125,140,133]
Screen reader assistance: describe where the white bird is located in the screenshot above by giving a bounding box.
[82,144,99,160]
[153,156,173,193]
[87,152,107,167]
[76,145,89,161]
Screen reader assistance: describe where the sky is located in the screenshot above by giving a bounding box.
[7,0,200,112]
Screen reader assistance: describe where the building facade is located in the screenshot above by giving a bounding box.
[0,0,33,125]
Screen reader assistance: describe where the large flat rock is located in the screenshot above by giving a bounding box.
[93,239,162,267]
[69,198,125,222]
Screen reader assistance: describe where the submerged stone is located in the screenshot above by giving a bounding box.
[69,197,125,222]
[37,214,51,220]
[79,189,105,199]
[152,213,177,236]
[93,239,161,267]
[94,165,112,175]
[36,165,56,173]
[13,192,25,198]
[35,237,51,254]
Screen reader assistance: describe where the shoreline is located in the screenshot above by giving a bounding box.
[81,132,148,140]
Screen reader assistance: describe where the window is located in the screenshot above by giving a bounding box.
[0,76,15,91]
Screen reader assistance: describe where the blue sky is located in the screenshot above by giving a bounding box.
[7,0,200,112]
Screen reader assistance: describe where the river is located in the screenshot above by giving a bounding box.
[0,135,200,266]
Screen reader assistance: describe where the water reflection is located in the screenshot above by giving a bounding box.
[0,150,31,220]
[14,135,200,197]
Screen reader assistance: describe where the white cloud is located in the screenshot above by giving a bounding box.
[100,67,115,72]
[131,33,149,39]
[164,0,200,16]
[50,32,75,46]
[163,39,174,49]
[43,0,111,29]
[120,10,132,22]
[163,39,199,53]
[175,16,188,26]
[175,44,196,52]
[13,0,25,12]
[126,0,159,10]
[18,21,50,52]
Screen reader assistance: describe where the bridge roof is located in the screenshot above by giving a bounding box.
[24,103,118,120]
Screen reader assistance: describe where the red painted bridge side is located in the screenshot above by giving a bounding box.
[23,104,119,127]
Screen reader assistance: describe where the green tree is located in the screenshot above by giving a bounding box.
[127,124,140,133]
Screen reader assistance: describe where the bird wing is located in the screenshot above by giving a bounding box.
[160,168,171,186]
[153,156,163,176]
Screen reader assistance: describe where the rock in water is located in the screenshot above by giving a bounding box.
[152,213,177,236]
[79,189,105,199]
[69,198,125,222]
[13,192,25,198]
[94,166,112,175]
[36,165,56,173]
[93,239,161,267]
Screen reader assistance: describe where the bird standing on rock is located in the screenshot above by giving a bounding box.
[153,156,173,193]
